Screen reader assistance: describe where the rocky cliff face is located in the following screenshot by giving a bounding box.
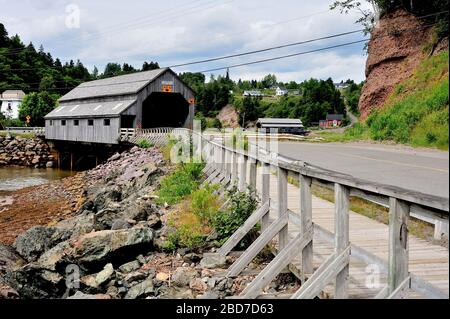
[359,8,447,119]
[0,135,55,168]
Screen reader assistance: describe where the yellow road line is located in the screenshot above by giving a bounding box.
[335,152,449,173]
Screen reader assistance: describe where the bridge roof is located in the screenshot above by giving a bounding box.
[45,99,136,119]
[59,68,168,102]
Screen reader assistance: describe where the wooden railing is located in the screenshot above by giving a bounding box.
[119,127,179,146]
[191,130,448,299]
[4,127,45,136]
[116,127,448,298]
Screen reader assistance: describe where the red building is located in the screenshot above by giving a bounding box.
[319,114,344,128]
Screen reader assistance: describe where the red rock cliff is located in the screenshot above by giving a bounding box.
[359,8,441,119]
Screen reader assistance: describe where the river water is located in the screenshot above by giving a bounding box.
[0,167,75,191]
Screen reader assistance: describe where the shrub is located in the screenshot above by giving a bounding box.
[137,139,153,148]
[162,195,215,251]
[190,184,221,224]
[213,186,258,247]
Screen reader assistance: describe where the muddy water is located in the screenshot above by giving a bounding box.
[0,167,75,191]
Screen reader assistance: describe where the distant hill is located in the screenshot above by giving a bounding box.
[0,23,92,95]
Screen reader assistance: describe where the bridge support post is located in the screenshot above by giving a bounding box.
[388,197,410,294]
[277,167,288,250]
[300,174,313,279]
[70,151,74,171]
[334,183,350,299]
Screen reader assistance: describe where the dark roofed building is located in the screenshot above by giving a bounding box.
[256,118,305,135]
[45,68,195,144]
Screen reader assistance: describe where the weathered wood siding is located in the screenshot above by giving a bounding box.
[45,68,195,144]
[136,70,195,129]
[45,117,120,144]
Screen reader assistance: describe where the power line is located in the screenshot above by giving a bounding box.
[2,28,363,71]
[197,39,369,73]
[168,29,364,68]
[197,23,438,73]
[1,8,446,58]
[0,21,442,89]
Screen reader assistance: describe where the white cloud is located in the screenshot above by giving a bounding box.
[0,0,371,82]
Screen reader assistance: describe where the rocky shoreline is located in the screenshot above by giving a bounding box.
[0,146,300,299]
[0,135,55,168]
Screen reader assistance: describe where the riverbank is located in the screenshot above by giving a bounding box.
[0,172,85,245]
[0,145,300,299]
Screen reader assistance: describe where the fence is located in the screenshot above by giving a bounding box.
[3,127,45,136]
[192,130,448,299]
[120,128,448,298]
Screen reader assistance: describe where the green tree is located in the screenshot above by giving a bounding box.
[18,92,59,126]
[142,61,160,71]
[261,74,277,88]
[331,0,449,37]
[179,72,205,89]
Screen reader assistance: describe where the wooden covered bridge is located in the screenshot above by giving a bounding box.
[43,68,195,168]
[44,67,195,145]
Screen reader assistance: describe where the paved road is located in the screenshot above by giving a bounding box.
[276,142,449,199]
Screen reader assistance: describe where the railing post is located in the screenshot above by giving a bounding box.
[225,149,231,178]
[261,163,270,232]
[277,167,288,250]
[300,174,313,278]
[334,183,350,299]
[231,151,238,185]
[239,154,247,192]
[221,147,226,174]
[388,197,410,294]
[249,144,257,191]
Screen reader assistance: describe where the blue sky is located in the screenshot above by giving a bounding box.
[0,0,372,83]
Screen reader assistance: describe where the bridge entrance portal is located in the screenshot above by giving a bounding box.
[141,92,190,129]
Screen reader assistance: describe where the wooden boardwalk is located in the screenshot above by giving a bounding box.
[254,168,449,299]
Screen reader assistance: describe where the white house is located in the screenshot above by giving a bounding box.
[243,90,263,97]
[0,90,25,119]
[275,86,288,96]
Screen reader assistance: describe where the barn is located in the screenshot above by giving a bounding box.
[44,68,195,144]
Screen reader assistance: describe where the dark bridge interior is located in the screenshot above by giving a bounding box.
[142,92,189,128]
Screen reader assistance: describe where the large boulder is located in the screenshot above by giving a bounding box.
[13,226,71,262]
[67,291,111,299]
[71,226,154,266]
[171,267,198,287]
[200,253,227,269]
[37,226,154,271]
[0,244,26,274]
[124,277,154,299]
[55,212,95,239]
[4,263,65,299]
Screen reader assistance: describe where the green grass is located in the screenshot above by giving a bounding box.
[317,51,449,150]
[137,139,154,149]
[157,163,205,205]
[314,124,370,143]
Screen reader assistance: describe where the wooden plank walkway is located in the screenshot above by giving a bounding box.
[252,167,449,299]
